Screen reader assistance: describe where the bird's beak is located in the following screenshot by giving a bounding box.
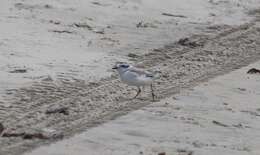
[112,66,118,69]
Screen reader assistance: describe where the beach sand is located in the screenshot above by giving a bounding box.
[0,0,260,154]
[26,61,260,155]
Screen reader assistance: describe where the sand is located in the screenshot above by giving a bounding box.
[0,0,260,154]
[26,61,260,155]
[0,0,259,94]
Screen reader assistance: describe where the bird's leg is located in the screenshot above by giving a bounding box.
[133,87,141,99]
[142,86,145,91]
[150,83,155,101]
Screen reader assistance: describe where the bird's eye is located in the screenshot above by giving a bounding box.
[120,64,129,68]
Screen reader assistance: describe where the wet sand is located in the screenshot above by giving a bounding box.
[1,0,260,154]
[26,61,260,155]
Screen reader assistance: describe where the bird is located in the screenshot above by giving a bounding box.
[112,63,156,101]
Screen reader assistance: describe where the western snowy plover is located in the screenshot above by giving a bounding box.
[112,63,156,101]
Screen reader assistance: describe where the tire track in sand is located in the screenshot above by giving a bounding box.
[1,20,260,154]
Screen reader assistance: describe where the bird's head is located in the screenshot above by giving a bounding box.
[112,63,131,73]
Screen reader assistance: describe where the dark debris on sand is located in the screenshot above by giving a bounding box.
[45,106,69,115]
[158,152,166,155]
[177,38,203,48]
[2,130,64,140]
[177,149,193,155]
[9,69,27,73]
[247,68,260,74]
[0,123,4,134]
[212,120,229,127]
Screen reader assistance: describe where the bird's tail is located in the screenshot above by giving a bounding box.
[152,71,161,80]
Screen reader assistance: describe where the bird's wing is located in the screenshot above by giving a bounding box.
[128,67,153,77]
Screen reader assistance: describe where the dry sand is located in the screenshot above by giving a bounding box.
[0,0,259,94]
[0,0,260,154]
[26,61,260,155]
